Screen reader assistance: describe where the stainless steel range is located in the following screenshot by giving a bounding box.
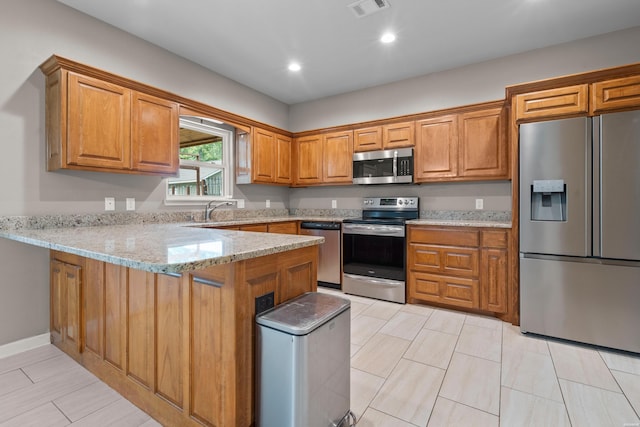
[342,197,419,304]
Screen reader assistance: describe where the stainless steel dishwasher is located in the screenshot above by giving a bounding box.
[299,221,342,289]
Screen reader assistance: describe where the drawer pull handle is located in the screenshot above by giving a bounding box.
[193,277,223,288]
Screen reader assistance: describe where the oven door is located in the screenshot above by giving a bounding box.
[342,223,406,303]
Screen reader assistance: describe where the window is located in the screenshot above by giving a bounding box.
[165,116,234,204]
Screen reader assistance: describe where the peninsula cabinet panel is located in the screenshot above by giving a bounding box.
[415,115,459,180]
[50,257,83,359]
[591,75,640,114]
[127,269,155,390]
[459,107,508,178]
[83,259,104,359]
[294,134,323,185]
[103,263,126,370]
[131,92,179,174]
[67,72,131,170]
[514,84,589,121]
[323,130,353,183]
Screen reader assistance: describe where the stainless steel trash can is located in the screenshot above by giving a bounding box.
[256,292,352,427]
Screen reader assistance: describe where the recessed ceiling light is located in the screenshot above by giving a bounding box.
[288,62,301,72]
[380,32,396,44]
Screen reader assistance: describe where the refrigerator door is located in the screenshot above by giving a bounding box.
[519,117,591,256]
[599,111,640,261]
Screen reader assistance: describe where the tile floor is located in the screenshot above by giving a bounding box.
[1,289,639,426]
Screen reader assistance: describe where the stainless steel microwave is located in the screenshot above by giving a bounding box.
[352,148,413,185]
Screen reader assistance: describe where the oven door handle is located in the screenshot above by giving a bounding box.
[343,274,404,286]
[342,225,404,237]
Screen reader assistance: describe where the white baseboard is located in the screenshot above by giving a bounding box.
[0,333,51,359]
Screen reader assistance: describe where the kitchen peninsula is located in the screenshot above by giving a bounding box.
[0,223,322,427]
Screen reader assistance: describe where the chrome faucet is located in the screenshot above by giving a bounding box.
[204,201,233,221]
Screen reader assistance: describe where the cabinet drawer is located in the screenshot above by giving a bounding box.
[267,221,298,235]
[409,271,479,309]
[515,85,588,121]
[481,230,508,248]
[591,76,640,114]
[408,227,479,247]
[409,244,479,277]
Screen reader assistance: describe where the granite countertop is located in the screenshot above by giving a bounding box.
[0,223,324,274]
[194,216,350,227]
[406,219,511,228]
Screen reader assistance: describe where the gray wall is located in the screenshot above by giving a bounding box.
[0,0,639,345]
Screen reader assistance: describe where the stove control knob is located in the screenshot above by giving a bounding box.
[409,199,415,205]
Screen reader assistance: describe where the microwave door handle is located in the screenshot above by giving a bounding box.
[392,150,398,178]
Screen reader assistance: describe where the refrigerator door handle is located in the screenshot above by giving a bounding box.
[592,117,601,258]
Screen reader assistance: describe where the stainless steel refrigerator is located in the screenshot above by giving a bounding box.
[519,110,640,354]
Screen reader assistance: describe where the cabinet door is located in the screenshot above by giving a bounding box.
[591,75,640,114]
[252,128,276,183]
[51,258,83,356]
[240,224,268,232]
[354,126,382,152]
[323,130,353,183]
[131,92,179,175]
[294,135,323,185]
[458,107,507,179]
[480,248,508,313]
[275,133,292,184]
[383,121,415,149]
[67,72,131,169]
[268,221,298,235]
[415,115,458,181]
[514,85,588,121]
[409,271,479,309]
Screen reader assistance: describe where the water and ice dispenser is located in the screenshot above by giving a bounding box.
[530,179,566,221]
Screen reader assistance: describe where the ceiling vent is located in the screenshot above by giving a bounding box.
[348,0,390,18]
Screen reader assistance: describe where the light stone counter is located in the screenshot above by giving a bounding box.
[0,223,323,274]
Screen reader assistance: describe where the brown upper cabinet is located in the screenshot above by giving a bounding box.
[591,75,640,115]
[415,105,507,182]
[354,121,415,152]
[294,130,353,186]
[514,85,589,122]
[241,127,292,185]
[41,56,179,176]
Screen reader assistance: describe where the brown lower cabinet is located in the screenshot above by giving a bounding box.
[50,245,318,427]
[407,226,510,318]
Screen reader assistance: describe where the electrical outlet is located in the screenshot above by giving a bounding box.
[237,199,245,209]
[126,198,135,211]
[332,199,337,209]
[104,197,115,211]
[475,198,484,210]
[266,199,271,208]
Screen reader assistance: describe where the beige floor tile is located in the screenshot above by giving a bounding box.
[54,381,122,422]
[401,303,435,317]
[500,387,570,427]
[424,309,465,336]
[455,323,502,362]
[427,396,498,427]
[339,292,377,306]
[502,324,549,355]
[501,347,563,402]
[0,364,97,423]
[370,359,444,425]
[548,341,620,392]
[21,354,82,383]
[379,311,428,341]
[611,370,640,416]
[439,352,500,415]
[0,345,64,375]
[350,368,385,420]
[559,379,639,427]
[0,370,32,398]
[465,313,503,331]
[351,315,386,346]
[356,407,415,427]
[138,419,162,427]
[0,402,69,427]
[351,333,411,378]
[350,301,370,319]
[361,300,403,321]
[599,350,640,375]
[350,343,362,357]
[69,398,152,427]
[404,329,457,370]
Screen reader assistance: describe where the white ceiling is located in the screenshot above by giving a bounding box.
[58,0,640,105]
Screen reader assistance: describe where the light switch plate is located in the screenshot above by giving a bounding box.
[266,199,270,208]
[332,199,337,209]
[126,198,135,211]
[475,199,484,210]
[105,197,115,211]
[237,199,245,209]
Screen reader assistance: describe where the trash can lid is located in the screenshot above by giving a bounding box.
[256,292,350,335]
